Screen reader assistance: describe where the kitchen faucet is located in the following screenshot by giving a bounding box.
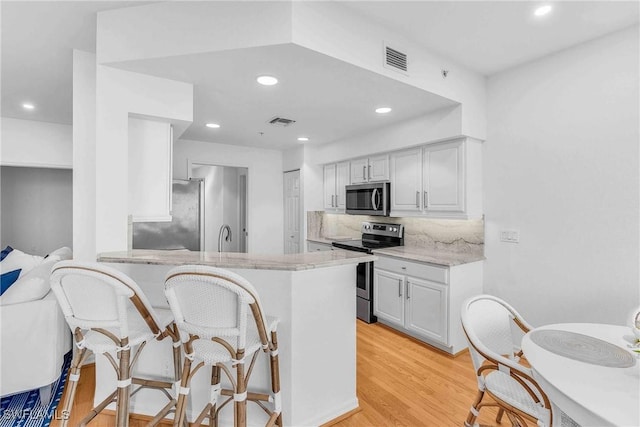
[218,224,232,252]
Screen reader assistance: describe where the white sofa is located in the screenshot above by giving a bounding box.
[0,247,73,401]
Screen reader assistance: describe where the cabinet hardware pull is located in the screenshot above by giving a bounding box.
[424,191,428,208]
[406,281,410,299]
[331,194,335,207]
[416,191,419,208]
[335,194,338,207]
[368,165,371,180]
[398,279,402,297]
[362,165,366,181]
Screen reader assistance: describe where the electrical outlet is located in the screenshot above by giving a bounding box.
[500,230,520,243]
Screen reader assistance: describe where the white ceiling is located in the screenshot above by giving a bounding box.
[114,45,457,149]
[2,1,638,148]
[345,1,640,75]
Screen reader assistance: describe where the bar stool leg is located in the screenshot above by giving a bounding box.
[60,346,87,427]
[235,350,247,427]
[270,331,282,427]
[116,342,131,427]
[173,356,193,427]
[210,365,221,427]
[464,389,484,427]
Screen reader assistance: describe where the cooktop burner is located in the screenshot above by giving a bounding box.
[331,222,404,254]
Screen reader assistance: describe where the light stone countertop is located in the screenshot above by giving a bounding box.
[98,249,375,271]
[372,246,485,266]
[306,236,358,245]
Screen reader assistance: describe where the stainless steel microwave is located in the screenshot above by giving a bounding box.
[345,182,390,216]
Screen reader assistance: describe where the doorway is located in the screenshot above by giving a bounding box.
[191,163,248,253]
[283,169,301,254]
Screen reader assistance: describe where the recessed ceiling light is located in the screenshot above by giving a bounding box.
[205,123,220,129]
[297,137,309,142]
[22,103,35,110]
[375,107,392,114]
[257,75,278,86]
[534,5,552,16]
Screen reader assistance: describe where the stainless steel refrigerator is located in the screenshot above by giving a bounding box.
[132,179,204,251]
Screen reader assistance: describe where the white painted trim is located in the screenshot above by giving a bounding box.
[0,161,72,170]
[130,215,172,223]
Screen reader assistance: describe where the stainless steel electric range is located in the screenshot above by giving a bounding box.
[332,222,404,323]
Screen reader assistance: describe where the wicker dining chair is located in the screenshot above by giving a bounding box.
[50,261,182,427]
[460,294,553,427]
[164,265,282,427]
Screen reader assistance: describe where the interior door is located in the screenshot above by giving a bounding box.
[284,169,301,254]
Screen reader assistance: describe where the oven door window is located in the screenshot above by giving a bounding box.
[356,262,372,299]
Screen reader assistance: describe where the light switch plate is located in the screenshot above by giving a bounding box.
[500,230,520,243]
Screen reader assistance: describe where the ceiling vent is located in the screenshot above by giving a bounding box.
[268,116,296,127]
[384,43,408,74]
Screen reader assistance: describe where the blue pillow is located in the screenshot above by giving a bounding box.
[0,246,13,261]
[1,269,22,296]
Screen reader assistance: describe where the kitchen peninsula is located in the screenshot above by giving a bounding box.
[97,249,375,426]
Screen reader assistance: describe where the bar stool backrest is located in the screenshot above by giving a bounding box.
[461,295,531,370]
[50,261,164,338]
[165,265,270,351]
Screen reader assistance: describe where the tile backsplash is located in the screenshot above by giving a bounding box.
[307,211,483,256]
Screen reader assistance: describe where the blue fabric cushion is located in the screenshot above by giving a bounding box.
[0,246,13,261]
[1,269,22,296]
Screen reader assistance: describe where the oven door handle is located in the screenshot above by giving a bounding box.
[371,188,379,211]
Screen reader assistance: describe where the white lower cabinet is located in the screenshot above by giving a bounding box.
[405,277,448,344]
[373,255,482,354]
[373,269,405,326]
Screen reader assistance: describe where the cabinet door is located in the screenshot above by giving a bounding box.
[423,141,464,212]
[368,155,389,182]
[128,117,173,222]
[350,158,369,184]
[335,161,350,209]
[323,164,337,209]
[405,277,448,345]
[373,268,405,327]
[390,149,422,211]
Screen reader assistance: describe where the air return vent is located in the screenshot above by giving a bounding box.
[268,116,296,127]
[384,43,408,73]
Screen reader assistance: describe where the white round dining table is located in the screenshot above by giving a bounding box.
[522,323,640,427]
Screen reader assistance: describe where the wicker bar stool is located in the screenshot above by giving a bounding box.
[50,261,182,427]
[164,265,282,427]
[461,295,553,427]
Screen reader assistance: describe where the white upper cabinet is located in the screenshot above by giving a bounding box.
[335,161,350,209]
[128,117,173,222]
[350,155,389,184]
[324,161,350,211]
[368,154,389,182]
[350,158,369,184]
[423,140,464,213]
[323,137,482,219]
[323,163,337,209]
[390,148,422,212]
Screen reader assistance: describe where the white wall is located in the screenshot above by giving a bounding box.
[73,50,97,261]
[1,166,72,256]
[484,26,639,326]
[175,139,284,255]
[292,1,486,140]
[1,117,72,169]
[96,1,485,141]
[97,1,292,64]
[93,65,192,253]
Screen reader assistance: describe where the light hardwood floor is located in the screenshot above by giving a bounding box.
[53,321,502,426]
